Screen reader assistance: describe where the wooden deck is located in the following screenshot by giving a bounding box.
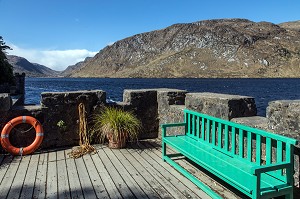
[0,140,243,199]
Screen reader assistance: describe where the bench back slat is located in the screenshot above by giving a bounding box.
[247,131,252,162]
[212,121,216,145]
[266,138,272,165]
[196,116,200,138]
[231,127,236,155]
[239,129,244,158]
[224,125,229,151]
[256,134,261,165]
[218,123,222,149]
[207,119,211,143]
[184,109,298,181]
[277,141,283,163]
[192,115,196,136]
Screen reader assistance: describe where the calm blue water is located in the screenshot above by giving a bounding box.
[25,78,300,116]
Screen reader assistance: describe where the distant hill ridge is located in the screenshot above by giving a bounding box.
[68,18,300,78]
[8,19,300,78]
[7,55,59,77]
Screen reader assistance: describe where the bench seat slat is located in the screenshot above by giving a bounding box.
[164,135,288,196]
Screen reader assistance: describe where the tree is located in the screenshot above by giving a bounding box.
[0,36,14,84]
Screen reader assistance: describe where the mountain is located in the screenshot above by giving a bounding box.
[67,18,300,78]
[61,57,92,77]
[279,20,300,31]
[7,55,60,77]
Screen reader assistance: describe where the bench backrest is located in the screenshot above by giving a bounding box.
[184,109,298,181]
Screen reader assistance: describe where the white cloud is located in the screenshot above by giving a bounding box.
[107,41,115,46]
[8,44,98,71]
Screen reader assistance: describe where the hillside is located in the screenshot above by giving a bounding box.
[68,19,300,78]
[7,55,60,77]
[62,57,92,77]
[279,20,300,31]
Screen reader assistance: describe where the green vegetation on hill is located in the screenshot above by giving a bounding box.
[0,36,14,84]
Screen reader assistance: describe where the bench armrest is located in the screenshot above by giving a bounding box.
[251,162,291,175]
[161,122,186,137]
[161,122,186,128]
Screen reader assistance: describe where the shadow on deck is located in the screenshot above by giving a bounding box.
[1,140,297,199]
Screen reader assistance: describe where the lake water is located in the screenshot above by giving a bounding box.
[25,78,300,116]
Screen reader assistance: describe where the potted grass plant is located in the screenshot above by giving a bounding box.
[91,107,141,149]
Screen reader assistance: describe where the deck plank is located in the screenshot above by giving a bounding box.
[57,150,71,199]
[0,155,13,188]
[82,153,110,199]
[46,151,57,199]
[112,149,161,199]
[118,148,173,198]
[33,152,48,199]
[65,149,84,199]
[74,155,97,198]
[142,141,212,199]
[97,146,136,199]
[7,156,31,199]
[91,147,123,199]
[103,146,150,199]
[125,146,188,199]
[0,156,21,199]
[19,153,40,199]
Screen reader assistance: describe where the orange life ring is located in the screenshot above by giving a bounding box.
[1,116,44,155]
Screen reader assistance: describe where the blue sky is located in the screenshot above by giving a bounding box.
[1,0,300,71]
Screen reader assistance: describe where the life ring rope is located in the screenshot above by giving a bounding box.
[0,116,44,156]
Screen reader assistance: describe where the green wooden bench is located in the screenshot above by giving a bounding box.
[162,109,298,199]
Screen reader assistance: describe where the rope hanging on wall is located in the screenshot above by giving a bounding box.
[68,103,96,158]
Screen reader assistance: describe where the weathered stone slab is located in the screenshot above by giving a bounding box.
[185,92,257,120]
[0,93,12,111]
[267,100,300,138]
[41,90,106,148]
[267,100,300,187]
[123,89,158,139]
[156,89,187,137]
[231,116,269,131]
[157,88,187,116]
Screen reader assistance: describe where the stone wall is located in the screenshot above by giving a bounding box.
[0,89,259,150]
[40,90,106,148]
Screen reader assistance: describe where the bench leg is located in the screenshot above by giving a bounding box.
[162,141,166,161]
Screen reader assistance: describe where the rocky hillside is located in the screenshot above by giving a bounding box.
[62,57,92,77]
[279,20,300,31]
[68,19,300,78]
[7,55,60,77]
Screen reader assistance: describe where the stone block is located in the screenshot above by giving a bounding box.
[185,92,257,120]
[160,105,186,137]
[267,100,300,139]
[0,93,12,111]
[156,89,187,137]
[123,89,159,139]
[231,116,269,131]
[157,88,187,116]
[40,90,106,148]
